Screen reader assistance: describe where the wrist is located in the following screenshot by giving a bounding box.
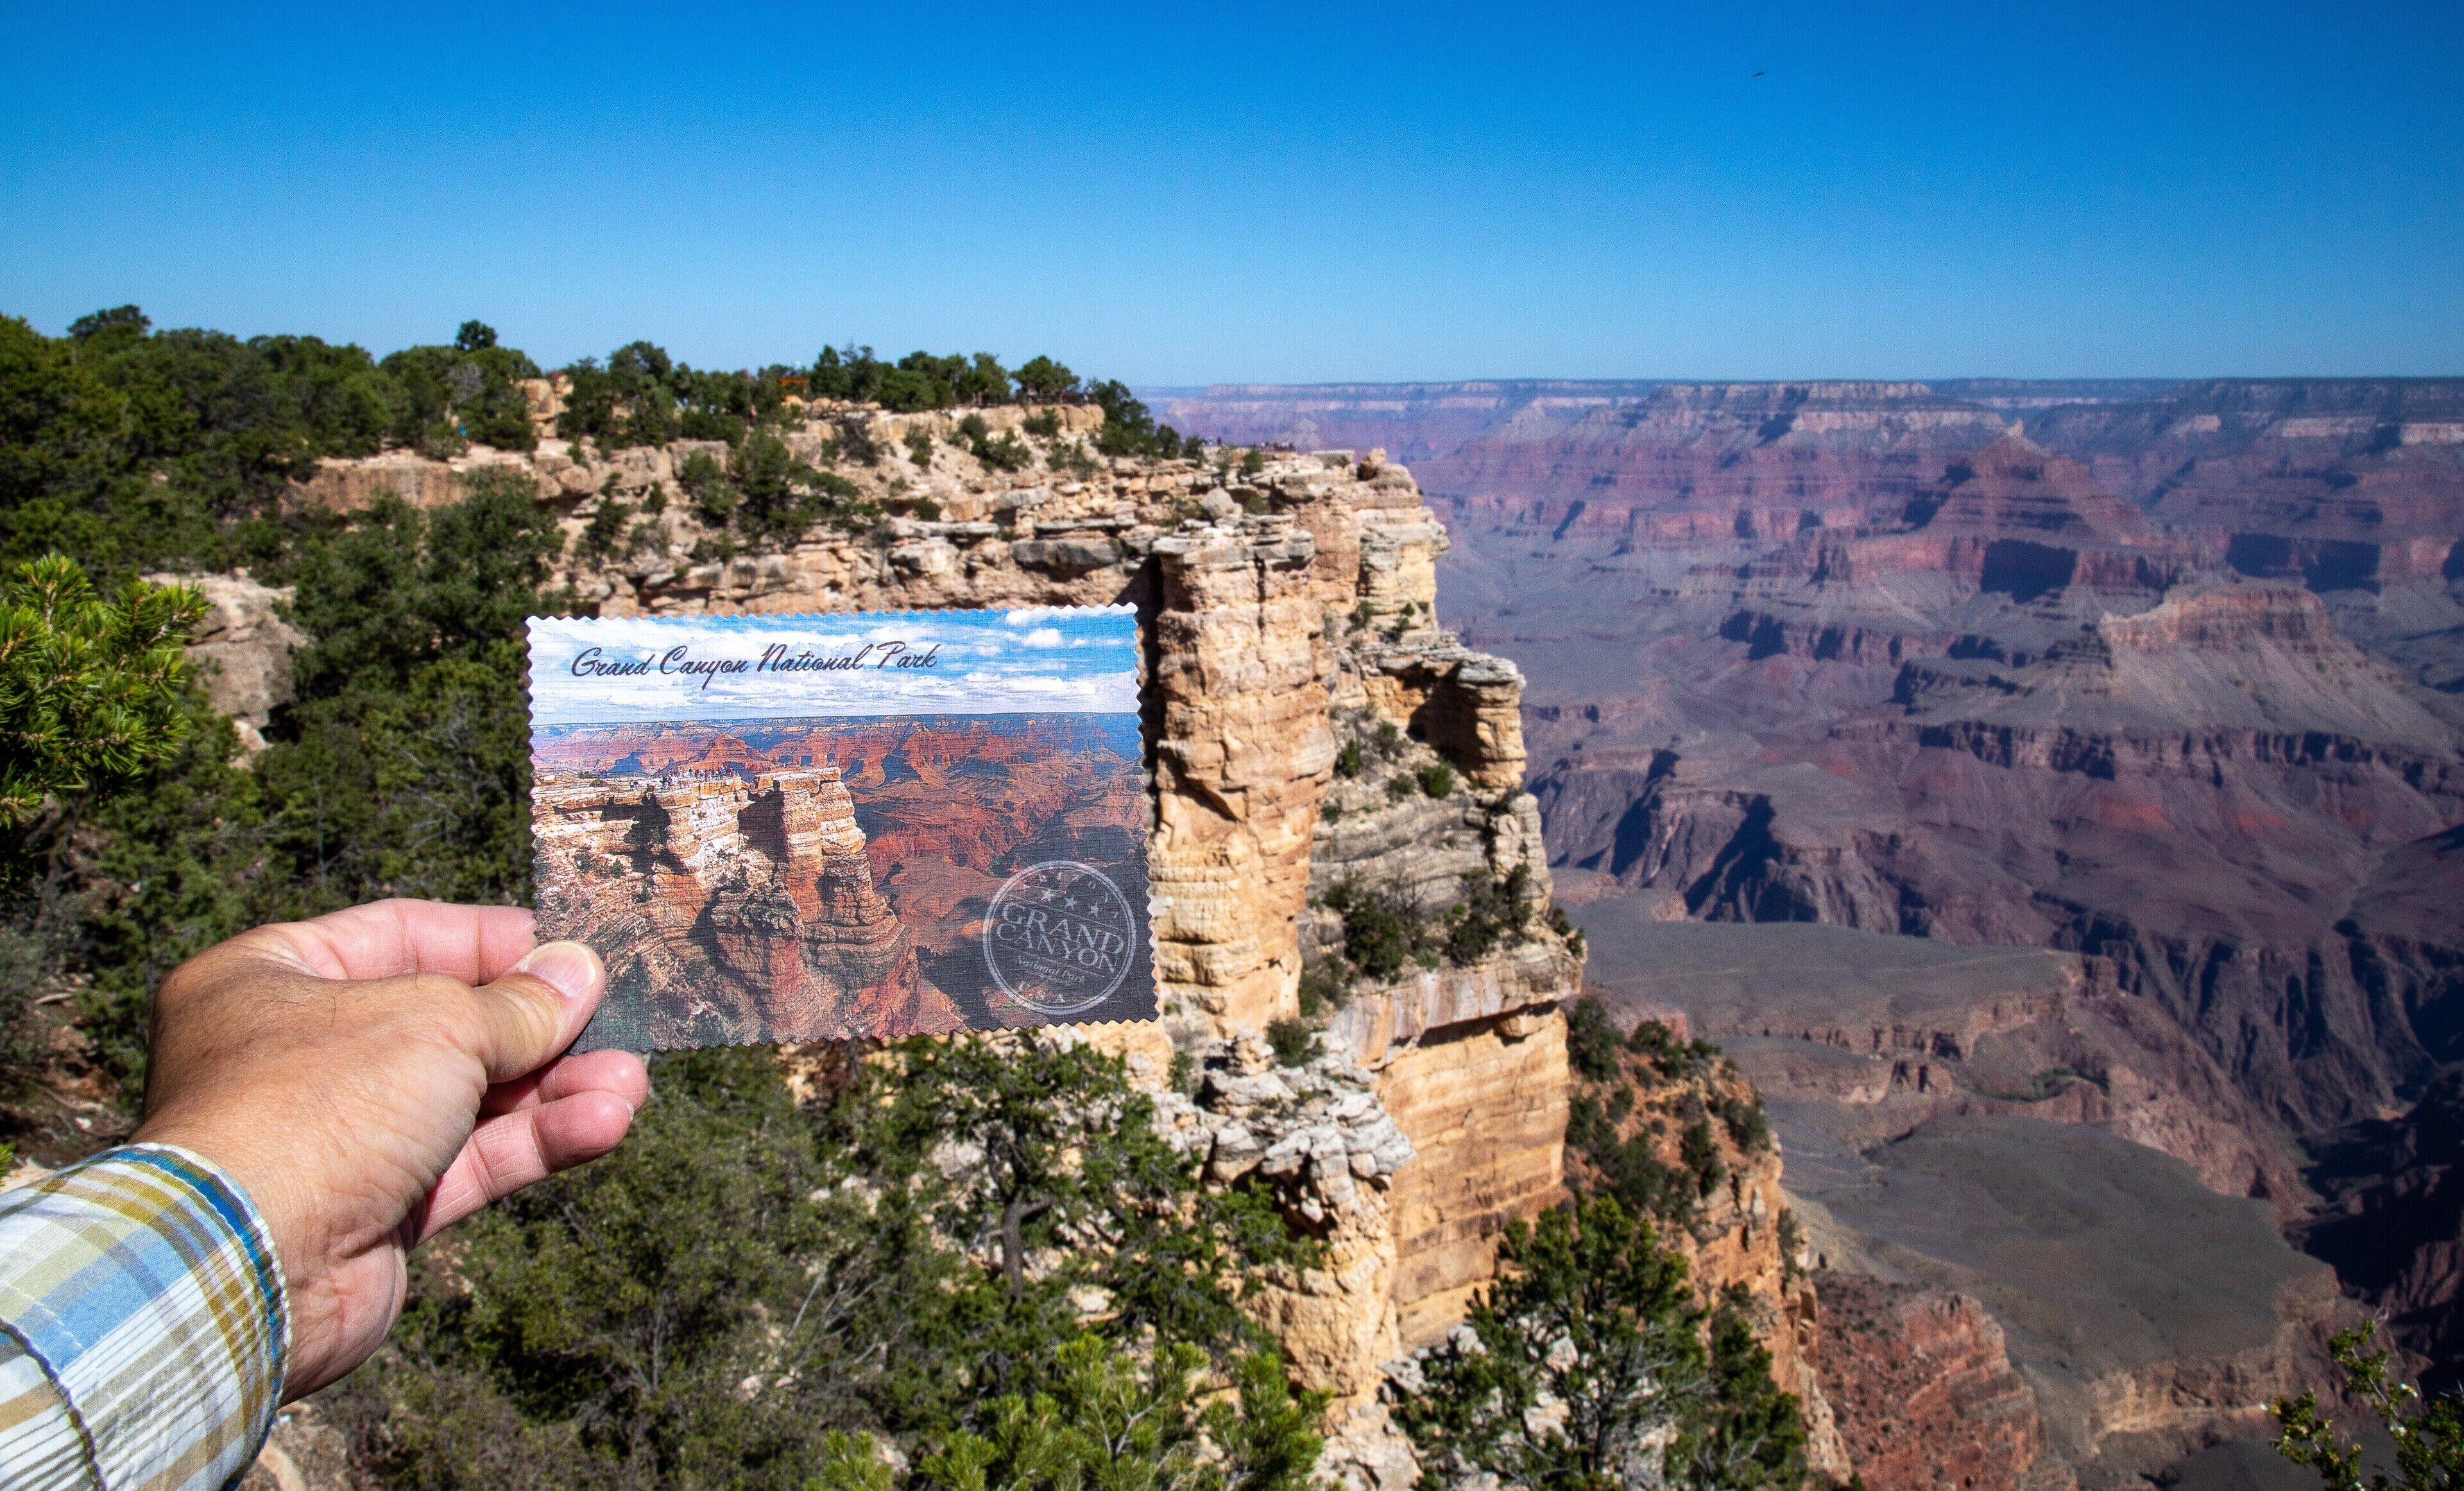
[0,1141,293,1474]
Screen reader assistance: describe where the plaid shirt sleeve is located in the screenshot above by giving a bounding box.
[0,1144,289,1491]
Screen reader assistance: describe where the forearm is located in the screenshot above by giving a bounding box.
[0,1144,287,1491]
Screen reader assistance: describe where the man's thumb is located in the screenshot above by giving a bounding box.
[469,940,605,1081]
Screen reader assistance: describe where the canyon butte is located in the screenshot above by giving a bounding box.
[1155,376,2464,1488]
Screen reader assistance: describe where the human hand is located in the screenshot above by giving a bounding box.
[132,899,649,1400]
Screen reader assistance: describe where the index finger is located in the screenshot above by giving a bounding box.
[241,899,540,985]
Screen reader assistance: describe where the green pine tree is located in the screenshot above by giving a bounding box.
[337,1037,1330,1490]
[1394,1194,1804,1491]
[0,555,205,829]
[2275,1323,2464,1490]
[813,1340,1322,1491]
[0,553,207,1086]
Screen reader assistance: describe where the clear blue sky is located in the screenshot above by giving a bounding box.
[4,2,2458,383]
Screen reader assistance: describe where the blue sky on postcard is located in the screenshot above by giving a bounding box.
[527,607,1139,724]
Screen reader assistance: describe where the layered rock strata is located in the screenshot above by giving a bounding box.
[535,764,952,1046]
[1809,1274,2049,1491]
[1389,380,2464,1410]
[1576,917,2350,1488]
[1555,1009,1852,1478]
[1162,374,2464,1476]
[1525,578,2464,1148]
[1149,1029,1419,1402]
[1149,381,1664,465]
[1163,377,2464,619]
[1574,917,2302,1205]
[1790,1117,2344,1487]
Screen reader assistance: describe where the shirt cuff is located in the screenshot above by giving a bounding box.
[0,1143,289,1491]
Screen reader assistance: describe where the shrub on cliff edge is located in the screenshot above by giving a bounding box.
[1394,1195,1806,1491]
[2274,1322,2464,1490]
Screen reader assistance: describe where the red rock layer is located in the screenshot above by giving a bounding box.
[1812,1274,2048,1491]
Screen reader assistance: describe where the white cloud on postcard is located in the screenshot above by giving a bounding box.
[527,608,1139,724]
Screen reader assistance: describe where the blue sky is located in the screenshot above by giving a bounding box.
[4,3,2458,382]
[527,608,1140,723]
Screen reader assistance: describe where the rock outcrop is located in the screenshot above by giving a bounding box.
[1523,575,2464,1151]
[1150,1030,1419,1403]
[1573,918,2356,1484]
[148,571,304,754]
[1810,1274,2048,1491]
[1157,375,2464,1479]
[1573,917,2303,1205]
[1790,1115,2343,1488]
[1555,1004,1853,1479]
[293,420,1597,1470]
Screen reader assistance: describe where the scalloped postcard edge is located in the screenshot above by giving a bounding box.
[524,605,1160,1050]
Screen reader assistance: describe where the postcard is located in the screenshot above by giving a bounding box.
[526,607,1155,1050]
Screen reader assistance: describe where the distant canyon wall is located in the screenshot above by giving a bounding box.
[1161,376,2464,606]
[1165,377,2464,1159]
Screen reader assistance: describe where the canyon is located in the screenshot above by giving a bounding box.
[221,371,2464,1488]
[1162,377,2464,1486]
[535,758,950,1047]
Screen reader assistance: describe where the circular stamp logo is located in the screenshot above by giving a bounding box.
[982,860,1138,1017]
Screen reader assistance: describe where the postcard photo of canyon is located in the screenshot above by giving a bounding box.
[527,609,1154,1048]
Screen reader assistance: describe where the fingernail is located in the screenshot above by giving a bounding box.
[511,940,602,1002]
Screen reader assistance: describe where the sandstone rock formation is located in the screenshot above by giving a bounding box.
[533,714,1150,1036]
[1149,1029,1418,1401]
[1553,1002,1853,1479]
[293,419,1600,1477]
[1574,917,2300,1205]
[1810,1274,2049,1491]
[1801,1116,2343,1487]
[1573,918,2352,1487]
[147,571,304,754]
[1412,380,2460,1363]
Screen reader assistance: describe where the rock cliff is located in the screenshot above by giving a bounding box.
[144,571,304,754]
[286,415,1604,1477]
[1557,1003,1853,1478]
[1573,918,2354,1487]
[1809,1275,2048,1491]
